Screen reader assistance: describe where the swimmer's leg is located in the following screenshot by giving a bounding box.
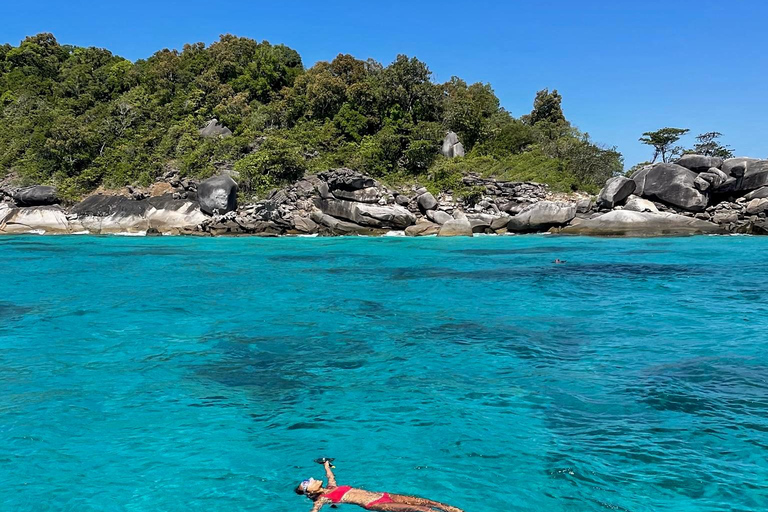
[389,495,464,512]
[364,504,434,512]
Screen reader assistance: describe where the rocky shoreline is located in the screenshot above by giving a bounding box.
[2,154,768,238]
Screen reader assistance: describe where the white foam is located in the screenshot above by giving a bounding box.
[113,231,147,237]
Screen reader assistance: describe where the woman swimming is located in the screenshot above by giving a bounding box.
[296,459,464,512]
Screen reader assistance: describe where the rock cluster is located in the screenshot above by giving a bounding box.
[595,155,768,233]
[197,169,558,237]
[441,131,465,158]
[5,154,768,238]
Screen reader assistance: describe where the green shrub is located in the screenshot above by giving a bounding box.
[234,136,307,193]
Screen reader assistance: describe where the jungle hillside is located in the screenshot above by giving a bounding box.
[0,33,623,199]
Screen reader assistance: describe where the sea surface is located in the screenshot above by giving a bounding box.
[0,234,767,512]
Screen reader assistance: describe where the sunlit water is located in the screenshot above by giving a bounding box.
[1,235,767,512]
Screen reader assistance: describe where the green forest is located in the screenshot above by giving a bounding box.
[0,33,623,200]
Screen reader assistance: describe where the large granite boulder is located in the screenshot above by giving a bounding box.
[441,131,465,158]
[319,169,375,191]
[310,210,384,236]
[12,186,59,206]
[71,194,206,234]
[738,160,768,192]
[0,202,11,224]
[623,195,659,213]
[417,192,438,212]
[332,187,380,203]
[675,154,724,173]
[715,159,768,193]
[0,205,71,234]
[427,209,453,225]
[746,198,768,215]
[197,175,238,215]
[559,210,724,236]
[698,168,728,189]
[630,165,654,196]
[199,119,233,138]
[292,216,318,234]
[597,177,635,208]
[437,211,473,237]
[637,163,709,212]
[722,158,758,178]
[405,220,440,237]
[744,187,768,201]
[507,201,576,232]
[315,198,415,229]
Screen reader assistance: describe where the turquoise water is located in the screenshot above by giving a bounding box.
[1,235,767,512]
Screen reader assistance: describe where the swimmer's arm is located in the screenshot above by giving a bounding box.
[323,461,337,487]
[309,500,326,512]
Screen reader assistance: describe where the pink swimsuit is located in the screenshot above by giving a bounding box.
[322,486,394,509]
[323,486,352,503]
[366,493,394,508]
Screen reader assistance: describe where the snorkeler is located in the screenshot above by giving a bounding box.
[296,459,464,512]
[554,258,566,264]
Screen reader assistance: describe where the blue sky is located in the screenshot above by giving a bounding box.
[3,0,767,166]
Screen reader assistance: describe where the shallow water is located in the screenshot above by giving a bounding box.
[1,235,767,511]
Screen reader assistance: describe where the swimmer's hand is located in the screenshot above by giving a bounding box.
[314,457,335,467]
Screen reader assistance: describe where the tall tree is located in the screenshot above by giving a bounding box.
[524,89,566,126]
[690,131,734,159]
[639,127,689,163]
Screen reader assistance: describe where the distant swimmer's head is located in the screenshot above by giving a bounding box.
[295,477,323,496]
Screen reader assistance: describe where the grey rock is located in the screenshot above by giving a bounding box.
[295,180,315,197]
[693,176,711,192]
[630,165,654,197]
[597,177,635,208]
[310,209,383,236]
[58,194,205,235]
[317,181,333,199]
[722,158,758,178]
[199,119,233,138]
[713,211,739,224]
[640,163,709,212]
[453,142,465,158]
[293,216,318,233]
[699,169,727,189]
[744,187,768,200]
[405,220,440,237]
[739,160,768,191]
[427,209,453,225]
[623,195,659,213]
[576,198,593,213]
[332,187,380,203]
[507,201,576,232]
[501,201,525,214]
[197,175,238,215]
[746,198,768,215]
[676,154,723,173]
[320,169,375,191]
[0,205,71,234]
[441,132,459,157]
[417,192,438,212]
[394,194,411,206]
[559,210,724,236]
[437,211,473,237]
[315,198,415,229]
[466,213,497,234]
[490,215,511,231]
[12,186,59,206]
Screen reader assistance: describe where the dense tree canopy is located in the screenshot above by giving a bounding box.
[0,33,623,198]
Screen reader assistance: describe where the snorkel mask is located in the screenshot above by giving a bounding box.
[300,477,317,493]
